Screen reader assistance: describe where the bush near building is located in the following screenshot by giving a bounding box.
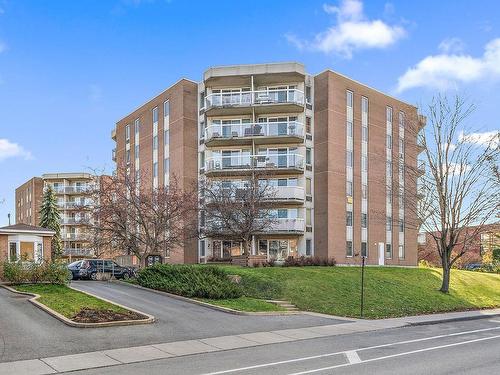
[137,264,243,299]
[2,262,69,284]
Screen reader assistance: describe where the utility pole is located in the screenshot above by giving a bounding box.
[7,213,11,225]
[360,255,366,318]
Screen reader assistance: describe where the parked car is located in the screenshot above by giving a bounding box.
[78,259,134,280]
[67,260,83,280]
[464,263,482,271]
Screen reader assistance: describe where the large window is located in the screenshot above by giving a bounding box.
[346,211,353,226]
[152,107,158,123]
[306,239,312,256]
[134,119,140,135]
[361,242,368,257]
[346,241,353,257]
[306,178,312,196]
[125,124,130,142]
[9,242,18,262]
[306,148,312,165]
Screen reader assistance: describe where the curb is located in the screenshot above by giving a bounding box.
[407,312,500,326]
[110,280,302,316]
[1,284,155,328]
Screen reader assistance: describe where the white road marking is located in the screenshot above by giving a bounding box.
[201,326,500,375]
[344,350,361,364]
[289,334,500,375]
[489,320,500,323]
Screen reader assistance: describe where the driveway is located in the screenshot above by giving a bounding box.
[0,282,347,363]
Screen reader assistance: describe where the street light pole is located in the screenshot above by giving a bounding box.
[360,255,366,318]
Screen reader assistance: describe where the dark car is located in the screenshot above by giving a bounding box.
[67,260,83,280]
[78,259,134,280]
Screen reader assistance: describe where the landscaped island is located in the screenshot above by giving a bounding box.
[135,264,500,318]
[14,284,147,323]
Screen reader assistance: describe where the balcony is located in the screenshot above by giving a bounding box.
[60,217,87,225]
[63,248,95,257]
[112,148,116,162]
[266,186,305,204]
[205,121,304,147]
[61,232,85,241]
[204,89,305,116]
[205,154,304,176]
[58,201,90,210]
[111,128,116,141]
[262,218,305,234]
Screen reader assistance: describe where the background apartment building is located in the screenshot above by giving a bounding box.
[15,173,96,260]
[112,62,423,266]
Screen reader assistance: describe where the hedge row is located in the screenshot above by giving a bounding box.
[137,264,243,299]
[2,262,70,284]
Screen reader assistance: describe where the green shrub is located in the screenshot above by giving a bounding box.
[476,262,500,274]
[492,248,500,262]
[283,256,336,267]
[137,264,243,299]
[2,262,69,284]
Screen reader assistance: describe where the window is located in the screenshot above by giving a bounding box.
[362,126,368,142]
[306,178,312,195]
[164,100,170,119]
[399,139,405,155]
[362,184,367,199]
[126,149,130,164]
[306,116,312,134]
[305,86,312,104]
[9,242,17,262]
[346,211,353,226]
[199,92,205,109]
[346,90,353,108]
[153,162,158,178]
[399,219,404,232]
[361,242,368,257]
[199,240,205,257]
[386,107,393,123]
[386,244,392,259]
[306,239,312,256]
[361,156,367,171]
[347,121,353,138]
[361,213,368,228]
[134,119,140,135]
[306,208,312,226]
[346,150,353,167]
[306,148,312,165]
[152,107,158,123]
[164,129,170,145]
[125,124,130,142]
[134,144,139,158]
[346,241,353,257]
[346,181,353,197]
[387,161,392,177]
[386,216,392,231]
[387,187,392,202]
[164,157,170,175]
[361,97,368,114]
[399,245,405,259]
[387,134,392,149]
[153,135,158,150]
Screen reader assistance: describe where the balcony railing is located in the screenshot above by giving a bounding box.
[205,121,304,141]
[269,186,305,202]
[60,217,87,225]
[63,248,95,257]
[52,186,89,194]
[264,218,305,233]
[61,233,85,241]
[205,89,305,110]
[57,201,91,209]
[205,154,304,173]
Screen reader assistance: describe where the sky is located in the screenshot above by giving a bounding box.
[0,0,499,226]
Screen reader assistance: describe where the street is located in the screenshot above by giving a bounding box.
[65,318,500,375]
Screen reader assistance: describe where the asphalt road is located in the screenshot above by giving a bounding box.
[0,282,342,362]
[64,318,500,375]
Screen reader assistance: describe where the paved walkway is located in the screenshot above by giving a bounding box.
[2,308,498,375]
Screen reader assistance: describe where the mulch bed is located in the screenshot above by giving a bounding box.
[72,308,147,323]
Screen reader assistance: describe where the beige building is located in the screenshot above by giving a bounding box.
[112,62,424,265]
[15,173,96,260]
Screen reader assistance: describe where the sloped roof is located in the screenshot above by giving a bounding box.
[0,223,55,235]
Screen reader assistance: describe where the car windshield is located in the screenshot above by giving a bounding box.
[68,261,82,267]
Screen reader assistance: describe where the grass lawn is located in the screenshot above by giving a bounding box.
[211,266,500,318]
[199,296,285,312]
[14,284,128,319]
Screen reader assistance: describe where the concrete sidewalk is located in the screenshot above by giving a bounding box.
[1,308,498,375]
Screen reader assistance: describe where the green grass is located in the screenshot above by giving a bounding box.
[208,266,500,318]
[14,284,128,318]
[199,296,286,312]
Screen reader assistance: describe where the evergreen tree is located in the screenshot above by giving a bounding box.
[39,186,62,259]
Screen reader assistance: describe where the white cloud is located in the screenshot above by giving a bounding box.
[438,37,465,54]
[0,139,32,162]
[396,38,500,93]
[286,0,406,59]
[458,130,500,148]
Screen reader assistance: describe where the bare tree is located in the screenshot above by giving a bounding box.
[416,95,499,292]
[82,167,198,267]
[200,172,279,259]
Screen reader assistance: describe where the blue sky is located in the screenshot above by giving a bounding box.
[0,0,499,226]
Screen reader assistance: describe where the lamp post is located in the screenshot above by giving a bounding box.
[360,255,367,318]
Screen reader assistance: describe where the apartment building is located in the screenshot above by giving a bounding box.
[15,173,96,260]
[112,62,424,266]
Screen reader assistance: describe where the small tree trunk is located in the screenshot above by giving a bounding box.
[440,263,451,293]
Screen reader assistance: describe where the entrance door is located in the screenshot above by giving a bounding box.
[378,243,385,266]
